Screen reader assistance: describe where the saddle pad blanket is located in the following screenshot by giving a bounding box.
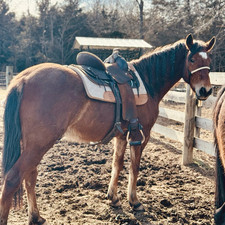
[70,64,148,105]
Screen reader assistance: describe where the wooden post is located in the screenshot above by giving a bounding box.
[195,100,202,138]
[6,66,13,88]
[182,84,197,165]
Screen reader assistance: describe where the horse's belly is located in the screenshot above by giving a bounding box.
[63,126,100,143]
[63,127,89,143]
[63,121,113,143]
[63,101,115,143]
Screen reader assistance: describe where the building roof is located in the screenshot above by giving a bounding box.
[73,37,153,50]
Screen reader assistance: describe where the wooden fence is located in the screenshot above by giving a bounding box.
[152,72,225,165]
[0,72,6,86]
[0,66,14,87]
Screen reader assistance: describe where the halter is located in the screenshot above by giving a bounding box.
[187,66,210,84]
[190,66,210,74]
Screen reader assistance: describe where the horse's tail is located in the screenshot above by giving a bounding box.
[2,84,24,207]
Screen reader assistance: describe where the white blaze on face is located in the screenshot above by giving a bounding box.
[199,52,208,59]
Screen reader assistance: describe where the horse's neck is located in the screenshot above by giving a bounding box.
[156,62,185,102]
[134,44,187,103]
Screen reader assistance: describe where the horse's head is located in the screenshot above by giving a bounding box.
[183,34,216,100]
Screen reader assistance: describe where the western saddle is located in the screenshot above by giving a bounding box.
[75,50,145,146]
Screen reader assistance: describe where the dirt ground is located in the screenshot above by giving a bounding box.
[0,89,216,225]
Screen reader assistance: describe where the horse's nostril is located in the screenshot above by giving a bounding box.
[199,87,207,96]
[199,87,212,97]
[208,88,212,96]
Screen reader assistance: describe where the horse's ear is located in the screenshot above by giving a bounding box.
[186,34,193,50]
[206,36,216,52]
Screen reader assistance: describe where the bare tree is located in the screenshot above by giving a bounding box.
[135,0,144,38]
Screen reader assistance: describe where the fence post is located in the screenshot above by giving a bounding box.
[195,100,202,138]
[6,66,13,88]
[182,84,197,165]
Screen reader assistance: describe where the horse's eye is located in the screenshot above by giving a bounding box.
[190,58,194,63]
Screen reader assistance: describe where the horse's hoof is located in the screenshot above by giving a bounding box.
[107,193,121,208]
[0,219,7,225]
[28,216,47,225]
[129,202,145,212]
[107,192,113,200]
[110,198,121,208]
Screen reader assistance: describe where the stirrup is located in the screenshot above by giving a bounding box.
[126,123,145,146]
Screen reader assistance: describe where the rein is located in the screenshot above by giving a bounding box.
[190,66,210,74]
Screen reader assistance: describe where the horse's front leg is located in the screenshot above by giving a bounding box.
[128,136,149,211]
[107,137,127,207]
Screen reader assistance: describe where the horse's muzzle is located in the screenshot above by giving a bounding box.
[196,87,212,100]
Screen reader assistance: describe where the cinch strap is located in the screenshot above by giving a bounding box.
[191,66,210,74]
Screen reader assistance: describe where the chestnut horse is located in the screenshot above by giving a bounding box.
[0,34,215,224]
[214,86,225,225]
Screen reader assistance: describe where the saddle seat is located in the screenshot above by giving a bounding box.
[76,51,134,84]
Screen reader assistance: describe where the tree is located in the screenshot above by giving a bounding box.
[1,0,224,72]
[135,0,144,38]
[87,1,126,38]
[0,0,16,70]
[15,15,44,71]
[57,0,95,64]
[35,0,94,64]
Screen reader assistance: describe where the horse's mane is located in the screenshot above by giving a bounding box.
[131,39,205,97]
[131,40,186,96]
[139,39,186,59]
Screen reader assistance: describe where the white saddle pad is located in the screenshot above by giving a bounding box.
[70,64,148,105]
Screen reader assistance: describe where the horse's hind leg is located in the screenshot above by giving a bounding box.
[0,167,22,225]
[0,149,50,224]
[25,168,46,225]
[107,137,127,207]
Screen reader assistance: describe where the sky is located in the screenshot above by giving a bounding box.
[6,0,117,18]
[7,0,59,17]
[6,0,131,18]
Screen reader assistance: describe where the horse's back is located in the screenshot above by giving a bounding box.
[8,63,71,88]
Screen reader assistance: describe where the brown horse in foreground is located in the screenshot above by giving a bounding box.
[214,86,225,225]
[0,34,215,224]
